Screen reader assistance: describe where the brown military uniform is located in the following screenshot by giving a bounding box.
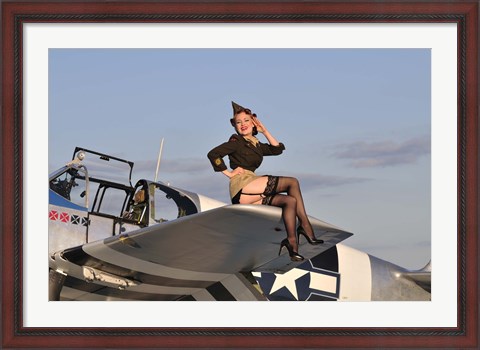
[207,134,285,200]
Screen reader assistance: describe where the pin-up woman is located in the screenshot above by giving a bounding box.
[207,102,323,261]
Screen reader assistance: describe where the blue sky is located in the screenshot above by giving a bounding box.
[49,48,431,269]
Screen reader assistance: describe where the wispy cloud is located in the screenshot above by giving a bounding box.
[166,172,366,202]
[293,172,370,191]
[174,175,231,201]
[333,136,430,168]
[132,160,229,201]
[134,157,210,175]
[132,159,369,200]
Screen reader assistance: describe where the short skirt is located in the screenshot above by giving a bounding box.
[229,170,262,199]
[229,170,279,205]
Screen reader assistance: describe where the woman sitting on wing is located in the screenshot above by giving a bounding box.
[207,101,323,261]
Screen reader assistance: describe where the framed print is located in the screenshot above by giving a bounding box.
[2,0,478,348]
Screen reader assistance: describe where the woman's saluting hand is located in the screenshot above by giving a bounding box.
[252,116,267,134]
[253,116,280,147]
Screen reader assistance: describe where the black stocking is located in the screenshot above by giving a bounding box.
[274,177,315,237]
[269,194,298,251]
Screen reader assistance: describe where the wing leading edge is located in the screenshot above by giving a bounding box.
[50,204,352,301]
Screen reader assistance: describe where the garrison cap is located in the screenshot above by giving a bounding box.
[232,101,248,115]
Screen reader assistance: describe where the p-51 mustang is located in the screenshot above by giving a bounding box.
[49,147,431,301]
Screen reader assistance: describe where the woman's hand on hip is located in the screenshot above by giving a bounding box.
[224,167,245,178]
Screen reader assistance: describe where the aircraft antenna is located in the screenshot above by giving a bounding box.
[154,138,164,182]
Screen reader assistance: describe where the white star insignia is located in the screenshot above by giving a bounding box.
[269,269,309,300]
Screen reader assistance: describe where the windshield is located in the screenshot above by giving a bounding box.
[72,147,133,187]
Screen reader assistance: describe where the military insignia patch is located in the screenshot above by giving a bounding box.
[49,210,58,221]
[60,212,70,223]
[71,215,80,225]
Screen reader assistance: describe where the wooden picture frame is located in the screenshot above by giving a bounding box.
[2,0,478,348]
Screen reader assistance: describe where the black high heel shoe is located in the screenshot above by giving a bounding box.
[279,238,304,261]
[297,226,324,245]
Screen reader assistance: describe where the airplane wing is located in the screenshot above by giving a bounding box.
[50,204,352,301]
[398,261,431,293]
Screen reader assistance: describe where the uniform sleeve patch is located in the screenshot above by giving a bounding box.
[229,135,238,142]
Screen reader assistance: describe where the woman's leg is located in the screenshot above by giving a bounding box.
[275,177,315,238]
[239,177,303,256]
[269,194,299,252]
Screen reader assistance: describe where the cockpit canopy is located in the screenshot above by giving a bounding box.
[49,148,199,230]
